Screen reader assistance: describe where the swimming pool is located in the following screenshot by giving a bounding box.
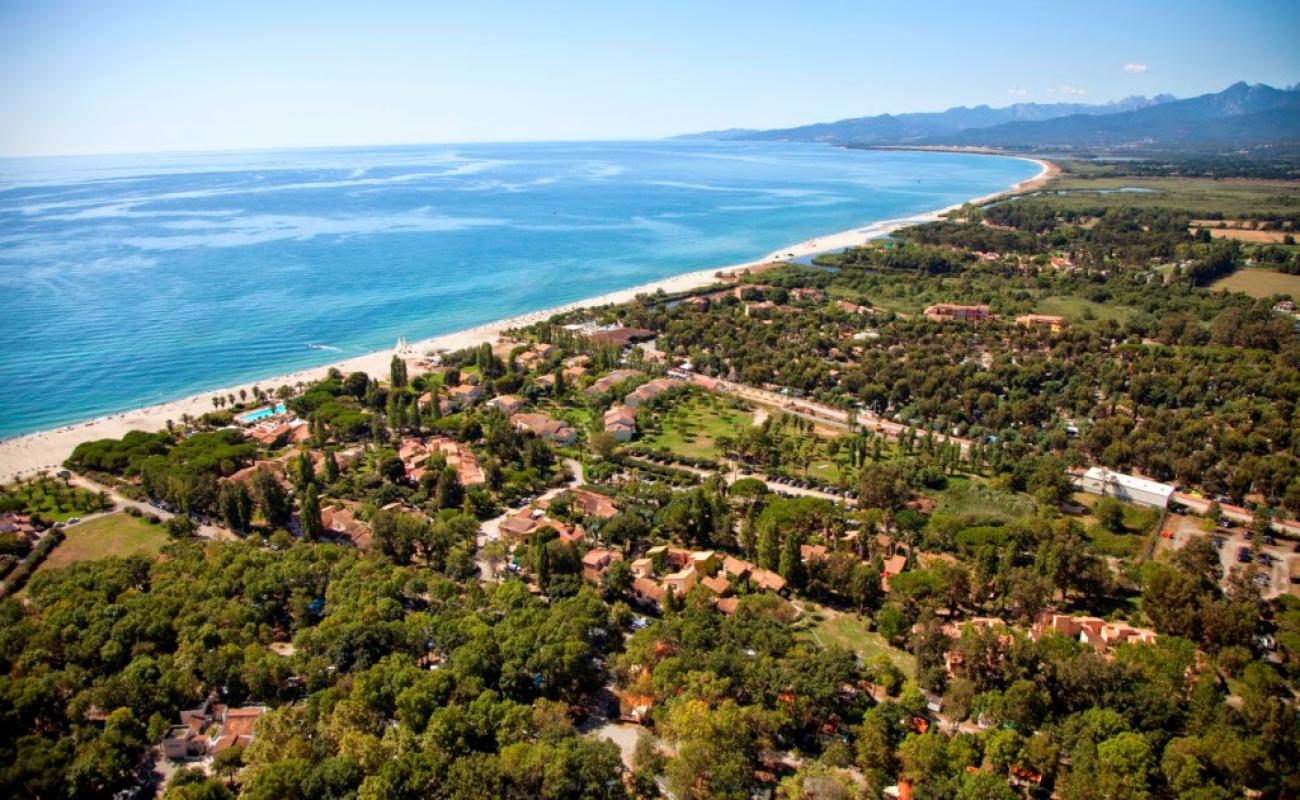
[238,403,287,423]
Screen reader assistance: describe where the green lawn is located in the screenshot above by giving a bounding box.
[1210,268,1300,300]
[1036,294,1136,324]
[36,513,169,573]
[811,612,916,675]
[644,394,753,460]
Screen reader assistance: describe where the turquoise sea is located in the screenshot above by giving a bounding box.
[0,141,1037,438]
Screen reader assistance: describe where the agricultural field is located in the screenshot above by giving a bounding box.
[35,512,169,573]
[644,393,753,461]
[1210,267,1300,299]
[1024,175,1300,217]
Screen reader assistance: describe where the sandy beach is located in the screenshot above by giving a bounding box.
[0,157,1051,483]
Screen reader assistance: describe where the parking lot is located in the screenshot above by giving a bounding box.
[1163,510,1299,599]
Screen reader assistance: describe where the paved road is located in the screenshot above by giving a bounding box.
[1173,492,1300,538]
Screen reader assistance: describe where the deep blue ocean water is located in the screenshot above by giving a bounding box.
[0,141,1037,438]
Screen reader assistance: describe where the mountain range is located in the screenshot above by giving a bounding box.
[679,82,1300,154]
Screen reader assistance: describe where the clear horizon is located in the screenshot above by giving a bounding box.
[2,0,1298,158]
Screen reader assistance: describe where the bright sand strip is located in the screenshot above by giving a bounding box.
[0,158,1051,482]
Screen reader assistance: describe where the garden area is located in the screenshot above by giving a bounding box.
[644,393,754,461]
[0,474,112,525]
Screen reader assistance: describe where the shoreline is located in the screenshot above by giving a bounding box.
[0,156,1052,482]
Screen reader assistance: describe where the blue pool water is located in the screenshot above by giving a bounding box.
[0,141,1038,437]
[238,403,287,424]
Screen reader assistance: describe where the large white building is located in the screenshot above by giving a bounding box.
[1077,467,1175,509]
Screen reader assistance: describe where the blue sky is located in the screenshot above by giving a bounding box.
[1,0,1297,156]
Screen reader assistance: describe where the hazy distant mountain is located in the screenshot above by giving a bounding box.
[676,96,1174,144]
[673,127,763,141]
[920,82,1300,151]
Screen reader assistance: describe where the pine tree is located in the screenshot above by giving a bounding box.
[322,448,339,483]
[779,531,806,590]
[390,355,408,388]
[758,524,780,572]
[300,484,323,540]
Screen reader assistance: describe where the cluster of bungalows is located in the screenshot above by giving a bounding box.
[923,303,993,323]
[161,699,267,761]
[598,373,684,442]
[513,342,559,371]
[418,381,484,416]
[510,412,578,446]
[499,503,584,545]
[1032,611,1159,653]
[937,611,1160,680]
[583,544,790,615]
[1076,466,1176,509]
[397,436,484,485]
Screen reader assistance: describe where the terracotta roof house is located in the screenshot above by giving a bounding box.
[632,576,665,610]
[881,554,908,592]
[624,378,680,408]
[446,383,484,409]
[923,304,992,322]
[569,488,619,519]
[701,573,732,596]
[321,505,372,549]
[582,547,623,583]
[604,405,637,441]
[801,544,829,563]
[722,555,754,579]
[750,568,787,593]
[485,394,526,415]
[510,413,578,446]
[663,566,698,596]
[630,557,655,579]
[586,369,644,397]
[715,597,741,616]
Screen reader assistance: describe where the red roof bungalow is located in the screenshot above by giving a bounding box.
[582,547,623,583]
[569,488,619,519]
[510,413,578,446]
[632,576,665,610]
[881,554,908,592]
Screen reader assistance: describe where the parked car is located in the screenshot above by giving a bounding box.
[1237,547,1253,563]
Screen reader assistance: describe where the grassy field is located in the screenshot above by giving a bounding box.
[810,611,916,675]
[1036,294,1136,324]
[1210,268,1300,300]
[1024,176,1300,217]
[932,477,1037,521]
[36,513,169,573]
[645,394,753,460]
